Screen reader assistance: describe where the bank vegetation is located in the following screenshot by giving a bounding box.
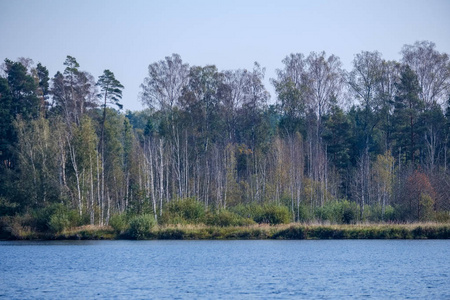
[1,41,450,239]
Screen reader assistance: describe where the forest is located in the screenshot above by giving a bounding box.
[1,40,450,237]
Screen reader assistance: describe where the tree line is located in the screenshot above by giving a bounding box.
[1,41,449,231]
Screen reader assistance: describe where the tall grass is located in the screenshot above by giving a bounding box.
[1,222,448,240]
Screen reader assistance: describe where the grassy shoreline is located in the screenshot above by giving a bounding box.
[2,223,450,240]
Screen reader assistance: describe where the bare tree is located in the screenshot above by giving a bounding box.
[401,41,450,107]
[306,51,345,120]
[140,53,189,111]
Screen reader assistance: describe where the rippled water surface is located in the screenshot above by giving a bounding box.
[1,240,449,299]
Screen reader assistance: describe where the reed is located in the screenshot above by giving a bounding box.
[151,223,450,240]
[2,221,449,240]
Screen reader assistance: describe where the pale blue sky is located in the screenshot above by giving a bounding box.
[1,0,449,111]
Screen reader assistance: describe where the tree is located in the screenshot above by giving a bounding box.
[0,77,13,166]
[420,104,446,172]
[322,103,352,196]
[306,51,344,120]
[34,62,50,114]
[96,69,124,224]
[5,59,40,120]
[272,53,308,131]
[347,52,385,214]
[15,116,60,208]
[179,65,226,205]
[401,170,436,221]
[0,59,41,171]
[401,41,450,107]
[97,69,124,111]
[274,53,307,91]
[445,96,450,171]
[140,54,190,204]
[179,65,225,150]
[392,65,423,165]
[372,151,394,219]
[72,116,99,223]
[347,51,383,111]
[51,56,98,125]
[222,69,248,141]
[140,53,189,111]
[237,62,271,149]
[376,60,400,151]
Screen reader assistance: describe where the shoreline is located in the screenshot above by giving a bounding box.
[2,223,450,241]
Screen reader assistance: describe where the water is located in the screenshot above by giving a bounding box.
[0,240,449,299]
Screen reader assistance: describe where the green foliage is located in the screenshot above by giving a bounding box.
[293,204,311,222]
[315,200,359,224]
[322,104,352,171]
[97,69,124,110]
[205,209,255,227]
[434,211,450,223]
[0,197,20,216]
[160,198,205,225]
[230,203,261,219]
[46,204,82,233]
[26,204,82,233]
[257,204,291,225]
[109,214,128,233]
[127,214,156,239]
[419,193,435,222]
[48,210,70,233]
[363,205,396,222]
[229,203,290,225]
[392,65,423,164]
[5,59,40,120]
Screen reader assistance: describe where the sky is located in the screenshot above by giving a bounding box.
[1,0,449,111]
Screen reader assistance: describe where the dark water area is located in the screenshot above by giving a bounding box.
[0,240,449,299]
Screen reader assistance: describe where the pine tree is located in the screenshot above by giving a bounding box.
[392,65,424,166]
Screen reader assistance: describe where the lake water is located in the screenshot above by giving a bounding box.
[0,240,449,299]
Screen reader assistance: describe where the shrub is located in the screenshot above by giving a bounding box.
[30,203,81,232]
[206,210,255,227]
[0,197,20,216]
[364,205,396,222]
[109,214,128,233]
[419,193,434,222]
[434,211,450,223]
[48,209,70,233]
[229,203,290,225]
[280,195,312,222]
[256,205,291,225]
[0,215,36,239]
[30,205,58,232]
[315,200,359,224]
[160,198,205,225]
[294,204,311,222]
[127,214,156,239]
[229,203,264,221]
